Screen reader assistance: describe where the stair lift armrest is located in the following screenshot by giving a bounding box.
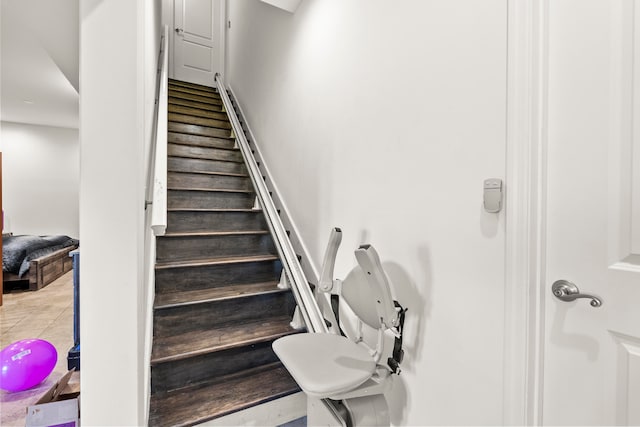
[319,228,342,294]
[316,228,342,335]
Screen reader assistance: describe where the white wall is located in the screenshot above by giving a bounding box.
[161,0,174,76]
[226,1,508,425]
[79,0,160,424]
[0,121,79,237]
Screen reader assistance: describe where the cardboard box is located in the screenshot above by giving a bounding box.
[25,370,80,427]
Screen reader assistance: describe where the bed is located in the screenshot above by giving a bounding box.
[2,235,79,291]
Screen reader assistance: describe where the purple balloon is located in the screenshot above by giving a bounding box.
[0,339,57,392]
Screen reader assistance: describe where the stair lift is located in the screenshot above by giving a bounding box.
[273,228,406,426]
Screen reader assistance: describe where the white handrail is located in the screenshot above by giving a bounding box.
[150,25,169,236]
[215,73,327,334]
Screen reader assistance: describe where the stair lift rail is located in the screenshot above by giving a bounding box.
[214,73,327,334]
[146,25,169,237]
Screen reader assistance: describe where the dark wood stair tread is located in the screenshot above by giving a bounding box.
[168,143,240,154]
[169,91,223,106]
[168,113,231,130]
[167,208,261,212]
[170,169,248,178]
[168,173,252,192]
[168,158,246,173]
[168,121,233,136]
[162,230,269,238]
[169,87,221,99]
[168,154,243,165]
[154,281,283,309]
[168,144,243,165]
[168,97,224,112]
[167,189,256,210]
[168,132,236,150]
[151,315,297,363]
[169,78,217,93]
[168,122,234,140]
[168,104,228,121]
[168,186,252,193]
[169,92,221,105]
[168,162,248,176]
[155,254,279,270]
[149,363,299,427]
[168,154,243,164]
[168,85,222,100]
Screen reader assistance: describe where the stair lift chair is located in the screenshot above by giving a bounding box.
[273,228,406,426]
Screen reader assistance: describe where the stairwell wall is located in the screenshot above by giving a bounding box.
[79,0,160,425]
[225,1,508,425]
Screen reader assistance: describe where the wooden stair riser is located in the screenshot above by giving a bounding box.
[156,234,276,263]
[154,282,283,309]
[168,190,255,209]
[168,132,236,150]
[155,259,282,294]
[168,157,247,175]
[151,316,296,363]
[166,211,267,233]
[169,97,224,112]
[148,364,299,427]
[151,341,280,394]
[168,105,229,122]
[154,292,296,336]
[168,113,231,130]
[169,122,233,140]
[169,78,218,93]
[168,85,222,100]
[168,172,252,191]
[168,90,223,107]
[168,143,241,162]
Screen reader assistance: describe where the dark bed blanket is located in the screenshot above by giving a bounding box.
[3,235,79,278]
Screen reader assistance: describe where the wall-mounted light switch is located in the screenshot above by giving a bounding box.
[483,178,503,213]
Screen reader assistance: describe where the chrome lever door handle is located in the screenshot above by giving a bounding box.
[552,280,602,307]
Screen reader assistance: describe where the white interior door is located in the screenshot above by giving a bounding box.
[173,0,221,86]
[542,1,640,424]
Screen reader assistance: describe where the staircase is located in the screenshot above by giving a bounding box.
[149,79,302,427]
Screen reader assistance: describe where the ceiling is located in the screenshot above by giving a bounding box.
[1,0,79,129]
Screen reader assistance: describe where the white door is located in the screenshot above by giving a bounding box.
[173,0,222,86]
[542,1,640,424]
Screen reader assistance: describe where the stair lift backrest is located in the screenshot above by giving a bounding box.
[341,245,399,333]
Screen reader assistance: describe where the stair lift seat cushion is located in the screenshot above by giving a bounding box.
[273,333,376,399]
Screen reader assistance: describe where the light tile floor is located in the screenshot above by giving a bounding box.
[1,272,76,427]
